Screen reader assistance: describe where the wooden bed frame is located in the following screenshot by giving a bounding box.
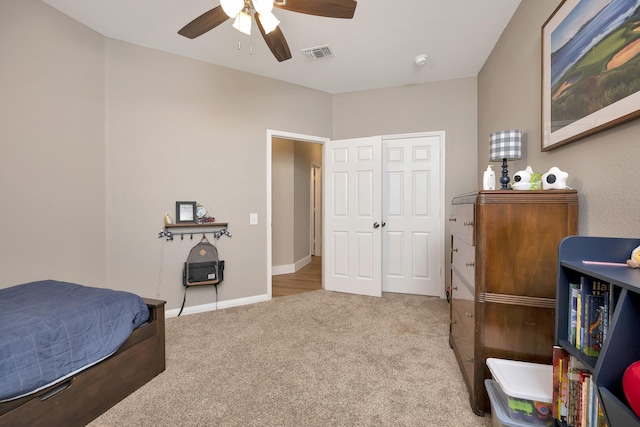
[0,298,166,427]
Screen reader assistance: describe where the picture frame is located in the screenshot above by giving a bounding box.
[541,0,640,151]
[175,201,196,223]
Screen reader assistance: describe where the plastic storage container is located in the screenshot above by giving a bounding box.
[486,358,553,426]
[486,379,545,427]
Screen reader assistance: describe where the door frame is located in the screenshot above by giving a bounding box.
[266,129,329,300]
[310,163,322,257]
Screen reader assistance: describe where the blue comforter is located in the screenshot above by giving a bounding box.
[0,280,149,401]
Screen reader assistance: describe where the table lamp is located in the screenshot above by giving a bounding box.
[489,129,522,190]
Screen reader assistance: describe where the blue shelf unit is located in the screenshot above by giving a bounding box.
[555,236,640,427]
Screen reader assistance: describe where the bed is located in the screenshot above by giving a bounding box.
[0,280,166,426]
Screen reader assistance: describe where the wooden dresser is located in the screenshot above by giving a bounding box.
[448,190,578,415]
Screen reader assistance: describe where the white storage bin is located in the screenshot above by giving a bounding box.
[486,358,553,426]
[486,379,548,427]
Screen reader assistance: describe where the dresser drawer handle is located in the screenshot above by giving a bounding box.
[464,221,474,227]
[466,262,475,267]
[449,217,457,222]
[464,357,474,363]
[465,312,474,318]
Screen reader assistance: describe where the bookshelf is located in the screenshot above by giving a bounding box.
[555,236,640,427]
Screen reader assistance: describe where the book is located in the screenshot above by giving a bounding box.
[567,368,580,425]
[596,393,609,426]
[583,294,604,357]
[602,290,609,345]
[567,356,589,426]
[576,291,582,350]
[579,371,590,427]
[569,283,580,346]
[552,346,570,421]
[578,276,610,354]
[581,276,610,296]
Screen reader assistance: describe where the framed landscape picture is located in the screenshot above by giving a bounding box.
[542,0,640,150]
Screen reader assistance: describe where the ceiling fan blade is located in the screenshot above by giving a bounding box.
[274,0,357,19]
[256,14,292,62]
[178,5,229,39]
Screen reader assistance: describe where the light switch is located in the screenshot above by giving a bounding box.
[250,213,258,225]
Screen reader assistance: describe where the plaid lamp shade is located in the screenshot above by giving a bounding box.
[489,130,522,161]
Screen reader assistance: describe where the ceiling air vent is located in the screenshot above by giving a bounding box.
[302,44,334,61]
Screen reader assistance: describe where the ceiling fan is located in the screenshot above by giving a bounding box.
[178,0,357,62]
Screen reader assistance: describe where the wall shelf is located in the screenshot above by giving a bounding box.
[165,222,228,229]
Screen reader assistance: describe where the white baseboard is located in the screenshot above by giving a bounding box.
[272,264,295,275]
[295,255,311,271]
[165,293,270,318]
[272,255,312,276]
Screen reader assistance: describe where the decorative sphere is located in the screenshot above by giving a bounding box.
[623,360,640,418]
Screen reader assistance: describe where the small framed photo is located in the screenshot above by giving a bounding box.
[176,201,196,223]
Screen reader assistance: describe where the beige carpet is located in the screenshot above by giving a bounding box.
[90,290,490,426]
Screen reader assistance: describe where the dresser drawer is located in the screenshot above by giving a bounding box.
[450,300,475,390]
[452,236,475,289]
[451,269,475,336]
[450,203,474,245]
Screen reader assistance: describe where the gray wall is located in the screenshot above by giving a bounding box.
[105,40,333,306]
[4,0,636,312]
[479,0,640,238]
[1,0,333,312]
[0,0,106,287]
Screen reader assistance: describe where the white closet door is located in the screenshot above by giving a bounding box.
[382,133,442,296]
[323,136,382,297]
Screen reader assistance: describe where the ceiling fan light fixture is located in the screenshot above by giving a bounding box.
[220,0,244,18]
[233,9,252,35]
[252,0,274,15]
[257,12,280,34]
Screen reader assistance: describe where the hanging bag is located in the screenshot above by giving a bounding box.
[182,236,225,286]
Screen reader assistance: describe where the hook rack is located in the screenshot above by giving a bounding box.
[157,222,230,242]
[158,228,231,241]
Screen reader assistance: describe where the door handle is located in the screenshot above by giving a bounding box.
[373,222,380,229]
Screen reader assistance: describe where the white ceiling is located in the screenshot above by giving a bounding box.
[41,0,522,94]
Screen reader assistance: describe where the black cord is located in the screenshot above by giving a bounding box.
[177,286,187,317]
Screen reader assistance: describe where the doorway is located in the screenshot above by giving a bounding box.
[267,130,328,299]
